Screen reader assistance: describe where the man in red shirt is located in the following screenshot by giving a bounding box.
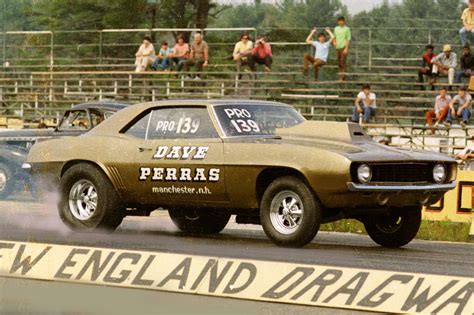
[252,36,273,72]
[418,44,437,90]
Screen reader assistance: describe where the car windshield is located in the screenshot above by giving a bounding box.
[213,104,305,137]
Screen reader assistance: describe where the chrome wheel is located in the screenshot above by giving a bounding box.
[0,168,7,192]
[68,179,98,221]
[269,190,304,235]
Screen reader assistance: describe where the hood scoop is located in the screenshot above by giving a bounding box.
[276,121,370,143]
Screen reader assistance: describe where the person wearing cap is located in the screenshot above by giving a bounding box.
[431,45,457,89]
[445,86,472,129]
[460,1,474,46]
[455,44,474,83]
[418,44,437,90]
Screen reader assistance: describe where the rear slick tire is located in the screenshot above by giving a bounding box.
[58,164,124,231]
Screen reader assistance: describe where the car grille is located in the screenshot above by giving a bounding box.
[370,163,434,183]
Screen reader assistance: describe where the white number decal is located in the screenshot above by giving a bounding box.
[176,117,200,134]
[230,119,260,133]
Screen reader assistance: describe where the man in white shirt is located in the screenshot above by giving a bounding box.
[456,138,474,170]
[233,32,255,73]
[445,86,472,128]
[303,27,335,81]
[352,84,377,123]
[432,44,457,89]
[457,144,474,160]
[135,36,156,72]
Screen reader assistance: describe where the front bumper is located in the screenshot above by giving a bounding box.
[347,181,457,192]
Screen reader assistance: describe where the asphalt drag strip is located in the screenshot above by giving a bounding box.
[0,199,473,314]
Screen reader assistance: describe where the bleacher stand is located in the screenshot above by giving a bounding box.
[0,26,473,156]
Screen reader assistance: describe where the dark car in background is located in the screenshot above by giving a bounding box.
[0,101,127,199]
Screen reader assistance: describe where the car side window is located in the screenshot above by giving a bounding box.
[124,112,151,139]
[146,107,218,139]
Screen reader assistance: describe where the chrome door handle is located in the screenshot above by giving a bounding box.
[138,147,153,152]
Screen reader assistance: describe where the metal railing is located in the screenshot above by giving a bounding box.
[0,26,465,72]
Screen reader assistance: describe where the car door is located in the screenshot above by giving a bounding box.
[126,106,227,206]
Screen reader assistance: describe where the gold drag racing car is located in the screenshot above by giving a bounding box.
[25,100,457,247]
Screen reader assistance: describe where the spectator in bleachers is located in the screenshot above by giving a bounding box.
[425,86,451,134]
[252,36,273,72]
[455,44,474,83]
[460,0,474,46]
[445,86,472,129]
[333,16,351,81]
[351,84,376,123]
[134,36,156,72]
[303,27,335,81]
[151,41,173,71]
[418,44,437,90]
[431,45,457,90]
[456,138,474,170]
[456,140,474,161]
[184,32,209,80]
[233,32,255,75]
[169,34,190,72]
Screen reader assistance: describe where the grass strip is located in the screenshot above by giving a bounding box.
[321,219,471,243]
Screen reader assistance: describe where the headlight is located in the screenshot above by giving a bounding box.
[433,164,447,183]
[357,164,372,183]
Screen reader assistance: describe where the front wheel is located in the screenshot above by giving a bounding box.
[260,176,322,247]
[58,164,124,231]
[168,208,230,234]
[362,207,422,248]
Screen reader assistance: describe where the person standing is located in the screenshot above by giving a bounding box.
[333,16,351,81]
[168,34,190,72]
[252,36,273,72]
[134,36,156,72]
[460,0,474,46]
[233,32,255,74]
[352,84,376,123]
[455,44,474,84]
[184,32,209,79]
[425,87,451,134]
[445,86,472,129]
[431,45,457,90]
[303,27,334,81]
[418,44,437,90]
